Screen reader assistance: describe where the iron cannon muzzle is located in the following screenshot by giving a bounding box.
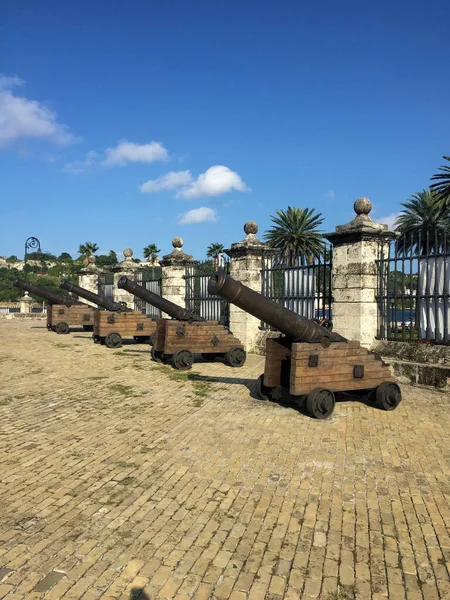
[118,275,204,322]
[208,269,346,345]
[59,279,130,311]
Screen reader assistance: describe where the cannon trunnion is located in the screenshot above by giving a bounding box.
[208,270,401,419]
[118,276,246,370]
[58,280,157,348]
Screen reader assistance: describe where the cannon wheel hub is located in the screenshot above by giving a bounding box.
[105,332,122,349]
[225,347,246,368]
[256,374,272,401]
[55,322,69,335]
[306,388,335,419]
[375,382,401,411]
[172,349,193,371]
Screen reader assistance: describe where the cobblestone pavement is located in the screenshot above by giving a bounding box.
[0,320,449,600]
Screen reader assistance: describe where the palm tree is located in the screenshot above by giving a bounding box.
[206,243,225,268]
[430,156,450,212]
[143,243,161,265]
[394,189,450,254]
[78,242,99,256]
[263,206,325,266]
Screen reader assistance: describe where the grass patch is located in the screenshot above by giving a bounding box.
[164,369,190,383]
[193,383,209,398]
[327,585,357,600]
[121,476,136,486]
[30,368,43,375]
[113,352,146,359]
[87,376,108,381]
[115,427,129,434]
[115,461,137,469]
[140,445,152,453]
[132,361,146,370]
[0,396,13,406]
[55,342,71,349]
[109,384,135,396]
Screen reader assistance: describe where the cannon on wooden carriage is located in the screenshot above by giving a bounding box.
[118,275,246,370]
[59,280,157,348]
[12,277,95,334]
[208,270,401,419]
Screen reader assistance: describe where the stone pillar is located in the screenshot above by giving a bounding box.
[20,291,33,314]
[112,248,140,309]
[226,222,267,353]
[160,238,193,316]
[325,198,396,347]
[78,256,104,306]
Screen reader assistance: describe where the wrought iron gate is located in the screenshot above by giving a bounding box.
[376,233,449,344]
[185,259,230,326]
[260,246,333,330]
[98,272,114,300]
[135,267,163,318]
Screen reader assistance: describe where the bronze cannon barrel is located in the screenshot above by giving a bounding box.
[59,280,131,312]
[118,276,204,322]
[12,277,83,307]
[208,270,347,344]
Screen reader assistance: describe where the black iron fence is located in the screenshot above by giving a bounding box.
[376,232,449,344]
[260,246,333,330]
[134,267,162,318]
[98,272,114,300]
[185,258,230,326]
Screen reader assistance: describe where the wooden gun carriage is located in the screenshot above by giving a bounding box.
[12,277,94,334]
[118,276,245,370]
[208,270,401,419]
[59,280,157,348]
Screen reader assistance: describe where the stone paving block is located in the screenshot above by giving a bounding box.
[32,571,66,593]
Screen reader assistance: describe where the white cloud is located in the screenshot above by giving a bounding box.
[63,150,99,174]
[177,207,218,225]
[0,75,24,90]
[139,170,192,193]
[102,140,168,167]
[324,190,335,200]
[176,165,250,199]
[379,212,400,230]
[0,74,79,149]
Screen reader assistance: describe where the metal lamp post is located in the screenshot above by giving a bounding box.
[24,237,41,282]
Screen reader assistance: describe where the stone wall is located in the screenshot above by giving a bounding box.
[371,340,450,390]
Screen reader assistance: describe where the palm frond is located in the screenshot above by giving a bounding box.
[430,156,450,212]
[263,206,325,266]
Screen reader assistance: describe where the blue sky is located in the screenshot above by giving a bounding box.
[1,0,449,260]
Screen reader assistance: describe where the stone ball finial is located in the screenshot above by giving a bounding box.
[354,198,372,215]
[123,248,133,258]
[172,237,183,249]
[88,255,96,264]
[244,221,258,235]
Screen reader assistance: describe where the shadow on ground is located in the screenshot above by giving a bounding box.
[130,589,149,600]
[187,372,381,416]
